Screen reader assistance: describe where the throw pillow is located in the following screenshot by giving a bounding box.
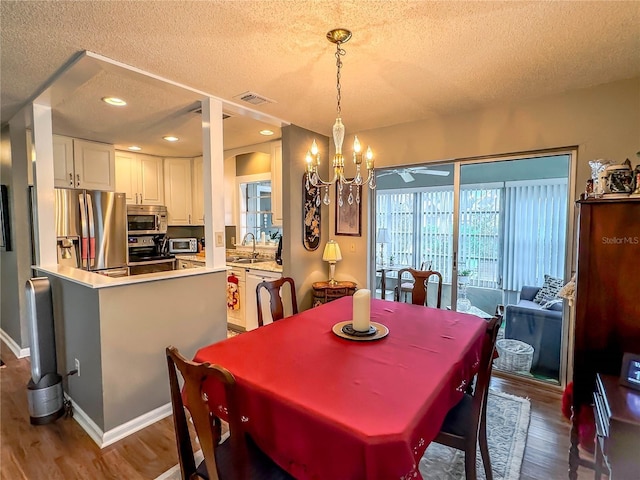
[533,275,564,305]
[541,298,563,310]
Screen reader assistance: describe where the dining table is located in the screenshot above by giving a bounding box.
[193,296,488,480]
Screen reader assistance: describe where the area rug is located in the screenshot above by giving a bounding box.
[155,390,530,480]
[419,390,531,480]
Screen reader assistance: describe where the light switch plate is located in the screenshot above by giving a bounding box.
[215,232,224,247]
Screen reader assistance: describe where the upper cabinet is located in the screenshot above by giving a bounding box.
[115,151,164,205]
[53,137,115,191]
[164,157,194,225]
[192,156,204,225]
[270,141,283,226]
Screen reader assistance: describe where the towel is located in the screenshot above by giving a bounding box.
[227,275,240,311]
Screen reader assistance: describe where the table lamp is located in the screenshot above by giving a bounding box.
[377,228,390,265]
[322,240,342,285]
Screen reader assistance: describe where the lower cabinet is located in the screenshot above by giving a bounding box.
[178,259,205,269]
[245,269,282,331]
[227,266,246,330]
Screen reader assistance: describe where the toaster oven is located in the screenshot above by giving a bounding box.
[169,238,198,254]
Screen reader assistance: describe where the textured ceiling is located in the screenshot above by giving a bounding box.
[1,1,639,156]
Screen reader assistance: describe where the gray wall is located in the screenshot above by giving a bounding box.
[1,122,33,353]
[282,125,330,310]
[43,270,227,432]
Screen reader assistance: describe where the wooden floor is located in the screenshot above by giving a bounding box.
[1,341,597,479]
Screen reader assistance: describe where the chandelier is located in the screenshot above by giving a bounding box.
[305,28,376,207]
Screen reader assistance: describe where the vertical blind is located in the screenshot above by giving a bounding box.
[376,178,567,292]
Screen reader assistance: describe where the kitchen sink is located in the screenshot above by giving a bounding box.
[227,257,268,264]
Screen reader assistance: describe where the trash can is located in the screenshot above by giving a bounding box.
[494,339,534,374]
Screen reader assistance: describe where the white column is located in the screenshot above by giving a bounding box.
[201,97,225,269]
[31,102,57,267]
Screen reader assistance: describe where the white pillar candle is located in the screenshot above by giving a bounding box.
[352,289,371,332]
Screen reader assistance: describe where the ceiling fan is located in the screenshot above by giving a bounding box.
[377,167,450,183]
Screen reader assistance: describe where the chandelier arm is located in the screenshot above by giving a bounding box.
[311,170,338,186]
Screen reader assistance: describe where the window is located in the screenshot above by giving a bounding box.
[376,178,567,290]
[239,180,281,241]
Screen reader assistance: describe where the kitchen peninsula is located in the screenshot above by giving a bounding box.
[35,264,227,447]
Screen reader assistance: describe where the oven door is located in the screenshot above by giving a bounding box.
[127,214,159,235]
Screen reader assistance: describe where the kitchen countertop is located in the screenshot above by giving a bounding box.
[35,263,226,289]
[176,254,283,273]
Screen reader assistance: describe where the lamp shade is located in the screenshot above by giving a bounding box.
[377,228,390,244]
[322,240,342,262]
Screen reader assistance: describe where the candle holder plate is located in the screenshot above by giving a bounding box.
[332,321,389,341]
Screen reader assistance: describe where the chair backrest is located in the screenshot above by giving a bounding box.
[470,316,501,439]
[166,346,248,480]
[256,277,298,327]
[394,268,443,308]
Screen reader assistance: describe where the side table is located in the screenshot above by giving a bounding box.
[312,281,357,307]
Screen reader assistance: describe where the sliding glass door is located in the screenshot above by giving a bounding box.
[372,151,574,385]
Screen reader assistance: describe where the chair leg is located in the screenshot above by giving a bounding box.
[465,444,477,480]
[479,421,493,480]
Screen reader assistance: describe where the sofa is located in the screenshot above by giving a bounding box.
[504,285,563,379]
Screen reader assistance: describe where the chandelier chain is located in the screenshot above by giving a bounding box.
[335,43,346,116]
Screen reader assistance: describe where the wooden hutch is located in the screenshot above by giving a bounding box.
[570,198,640,478]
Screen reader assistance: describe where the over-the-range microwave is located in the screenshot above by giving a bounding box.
[168,238,198,254]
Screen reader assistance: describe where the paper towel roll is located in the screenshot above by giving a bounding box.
[352,289,371,332]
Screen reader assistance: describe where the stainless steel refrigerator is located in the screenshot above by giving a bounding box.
[55,189,128,274]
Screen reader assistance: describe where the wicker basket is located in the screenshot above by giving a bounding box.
[494,339,534,373]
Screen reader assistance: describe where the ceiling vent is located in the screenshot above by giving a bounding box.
[233,91,276,106]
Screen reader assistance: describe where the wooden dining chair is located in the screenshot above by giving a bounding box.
[432,316,501,480]
[256,277,298,327]
[166,346,293,480]
[394,267,443,308]
[399,261,430,300]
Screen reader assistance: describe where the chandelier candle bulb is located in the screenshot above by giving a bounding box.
[352,289,371,332]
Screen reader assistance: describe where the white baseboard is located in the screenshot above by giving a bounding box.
[102,403,172,447]
[0,329,30,358]
[66,394,172,448]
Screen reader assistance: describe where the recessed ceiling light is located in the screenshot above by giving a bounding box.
[128,146,142,151]
[102,97,127,106]
[163,136,179,142]
[260,129,274,136]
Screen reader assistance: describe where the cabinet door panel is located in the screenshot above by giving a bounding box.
[192,156,204,224]
[164,158,193,225]
[73,139,115,191]
[139,154,164,205]
[53,135,74,188]
[115,151,139,203]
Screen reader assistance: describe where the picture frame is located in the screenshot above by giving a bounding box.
[619,352,640,391]
[302,173,321,251]
[1,184,12,251]
[335,182,361,236]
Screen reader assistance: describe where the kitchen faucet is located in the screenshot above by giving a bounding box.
[242,233,258,258]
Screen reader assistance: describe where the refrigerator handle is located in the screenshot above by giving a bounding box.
[79,194,89,266]
[86,193,96,265]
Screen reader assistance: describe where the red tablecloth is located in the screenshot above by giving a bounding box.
[193,297,486,480]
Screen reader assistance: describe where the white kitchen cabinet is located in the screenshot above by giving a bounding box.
[55,138,115,191]
[164,157,193,225]
[227,267,246,330]
[270,141,283,226]
[192,156,204,225]
[115,151,164,205]
[245,269,283,330]
[178,258,205,269]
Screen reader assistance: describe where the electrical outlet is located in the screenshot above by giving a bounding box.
[75,358,80,377]
[215,232,224,247]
